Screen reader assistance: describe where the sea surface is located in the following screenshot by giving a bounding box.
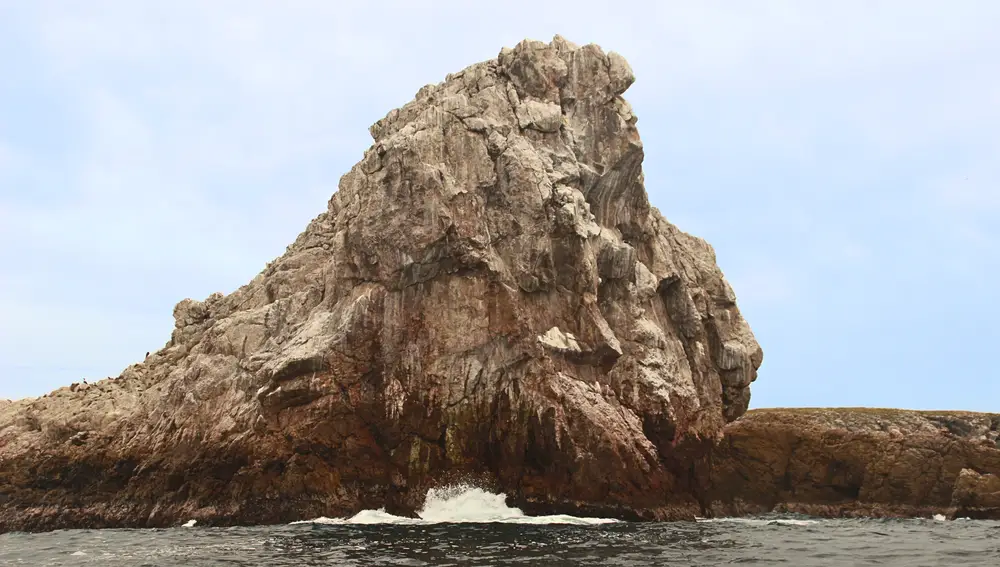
[2,486,999,566]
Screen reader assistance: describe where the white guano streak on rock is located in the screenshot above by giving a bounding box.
[538,327,582,352]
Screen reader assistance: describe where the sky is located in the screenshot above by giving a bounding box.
[0,1,997,410]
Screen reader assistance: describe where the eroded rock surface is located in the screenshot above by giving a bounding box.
[708,409,1000,519]
[0,36,762,532]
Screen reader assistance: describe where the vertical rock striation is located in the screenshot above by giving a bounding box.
[0,36,761,532]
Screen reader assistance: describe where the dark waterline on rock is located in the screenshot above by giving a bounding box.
[3,516,1000,566]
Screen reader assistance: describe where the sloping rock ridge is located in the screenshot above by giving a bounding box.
[0,36,763,532]
[708,409,1000,519]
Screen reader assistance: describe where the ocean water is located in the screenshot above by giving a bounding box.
[2,486,999,566]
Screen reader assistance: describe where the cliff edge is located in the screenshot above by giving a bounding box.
[708,408,1000,519]
[0,36,762,532]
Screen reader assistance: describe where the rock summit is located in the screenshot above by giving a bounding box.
[0,36,762,531]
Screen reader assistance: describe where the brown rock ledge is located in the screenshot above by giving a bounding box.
[707,408,1000,519]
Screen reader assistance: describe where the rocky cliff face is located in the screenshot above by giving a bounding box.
[708,409,1000,519]
[0,36,762,532]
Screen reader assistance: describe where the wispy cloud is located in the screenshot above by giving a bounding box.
[1,1,998,409]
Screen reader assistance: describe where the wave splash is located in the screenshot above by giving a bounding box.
[292,485,618,526]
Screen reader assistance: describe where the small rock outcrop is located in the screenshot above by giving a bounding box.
[0,36,761,532]
[707,409,1000,519]
[952,469,1000,517]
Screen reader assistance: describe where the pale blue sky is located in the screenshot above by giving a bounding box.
[1,2,997,409]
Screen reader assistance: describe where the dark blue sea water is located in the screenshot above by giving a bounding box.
[3,488,998,566]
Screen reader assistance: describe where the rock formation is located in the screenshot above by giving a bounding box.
[708,409,1000,519]
[0,36,763,532]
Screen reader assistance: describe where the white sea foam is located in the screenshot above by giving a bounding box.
[182,519,197,528]
[292,485,618,526]
[696,517,818,526]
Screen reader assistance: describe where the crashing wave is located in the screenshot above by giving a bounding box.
[292,485,618,526]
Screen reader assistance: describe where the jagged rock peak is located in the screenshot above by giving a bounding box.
[0,36,761,531]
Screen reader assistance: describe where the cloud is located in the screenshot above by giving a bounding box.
[1,1,998,407]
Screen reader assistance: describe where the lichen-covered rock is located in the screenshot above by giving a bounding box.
[0,36,761,532]
[707,409,1000,519]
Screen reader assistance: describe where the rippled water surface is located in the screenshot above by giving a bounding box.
[5,517,1000,566]
[3,488,999,566]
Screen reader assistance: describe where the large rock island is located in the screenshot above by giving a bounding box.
[0,36,763,532]
[2,37,998,533]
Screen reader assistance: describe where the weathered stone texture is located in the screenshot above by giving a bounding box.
[708,409,1000,519]
[0,36,761,532]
